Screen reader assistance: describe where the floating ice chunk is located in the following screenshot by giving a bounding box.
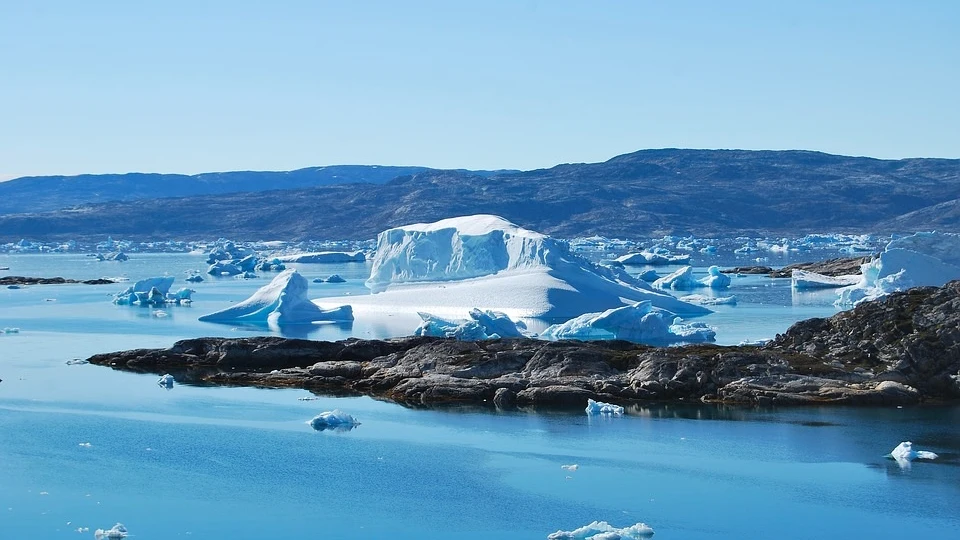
[616,249,690,266]
[890,441,938,461]
[308,410,360,431]
[113,277,175,305]
[679,294,737,306]
[637,270,659,282]
[542,302,715,345]
[2,327,20,334]
[548,520,654,539]
[157,374,175,389]
[199,269,353,326]
[207,261,242,276]
[652,266,699,290]
[415,308,527,340]
[561,464,579,471]
[65,358,89,365]
[791,269,861,290]
[94,523,128,539]
[79,442,92,448]
[276,251,365,263]
[151,309,168,318]
[698,266,731,289]
[585,399,624,415]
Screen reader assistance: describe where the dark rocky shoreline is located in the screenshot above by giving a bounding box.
[1,276,115,286]
[86,281,960,409]
[721,255,873,278]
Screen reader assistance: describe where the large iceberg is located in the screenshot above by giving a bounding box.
[331,215,708,319]
[276,251,365,263]
[837,232,960,306]
[540,301,715,345]
[199,269,352,326]
[548,520,654,539]
[415,308,527,340]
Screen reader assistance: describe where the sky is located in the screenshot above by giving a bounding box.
[1,0,957,179]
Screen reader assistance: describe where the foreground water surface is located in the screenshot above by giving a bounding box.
[1,253,958,539]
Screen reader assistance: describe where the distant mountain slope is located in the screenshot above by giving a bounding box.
[877,199,960,231]
[0,165,515,215]
[1,149,958,241]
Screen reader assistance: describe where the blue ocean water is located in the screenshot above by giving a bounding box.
[1,253,957,539]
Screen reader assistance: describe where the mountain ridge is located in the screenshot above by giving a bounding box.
[2,149,958,241]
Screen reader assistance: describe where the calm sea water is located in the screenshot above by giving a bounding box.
[1,253,957,539]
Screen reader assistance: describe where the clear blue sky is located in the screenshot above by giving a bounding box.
[1,0,957,179]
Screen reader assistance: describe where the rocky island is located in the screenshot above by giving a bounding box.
[87,281,960,408]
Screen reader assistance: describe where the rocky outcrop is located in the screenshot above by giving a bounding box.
[0,276,115,285]
[722,256,872,278]
[769,255,873,278]
[86,281,960,408]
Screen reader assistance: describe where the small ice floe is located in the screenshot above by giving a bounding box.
[151,309,168,318]
[76,526,90,533]
[889,441,938,468]
[2,327,20,334]
[308,410,360,432]
[65,359,89,365]
[44,298,57,302]
[548,520,654,539]
[157,374,175,389]
[79,442,92,448]
[561,464,579,471]
[679,294,737,306]
[94,523,128,539]
[585,399,624,415]
[738,338,771,346]
[297,396,320,401]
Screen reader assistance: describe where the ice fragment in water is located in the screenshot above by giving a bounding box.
[94,523,128,539]
[308,410,360,431]
[585,399,624,415]
[547,520,654,539]
[157,374,175,389]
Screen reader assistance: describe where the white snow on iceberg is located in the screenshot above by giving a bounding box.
[276,251,365,263]
[416,308,528,340]
[199,269,353,326]
[308,410,360,432]
[548,520,654,539]
[837,232,960,306]
[326,215,709,319]
[791,269,860,290]
[541,302,716,345]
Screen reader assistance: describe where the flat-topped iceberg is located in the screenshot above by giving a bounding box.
[415,308,528,340]
[541,301,715,345]
[837,232,960,306]
[333,215,708,319]
[680,294,737,306]
[548,520,654,539]
[792,269,861,290]
[276,251,365,263]
[199,269,353,326]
